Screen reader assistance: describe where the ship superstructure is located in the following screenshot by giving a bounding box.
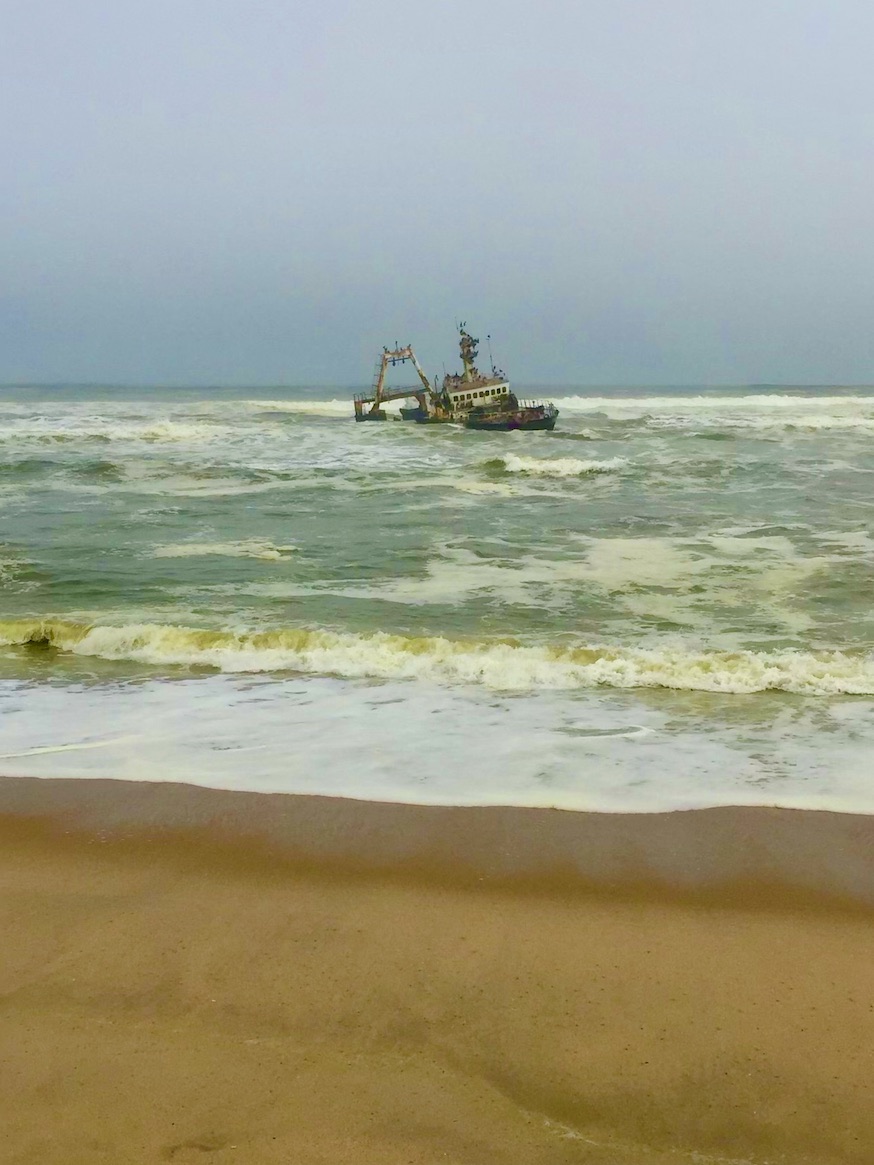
[436,325,511,417]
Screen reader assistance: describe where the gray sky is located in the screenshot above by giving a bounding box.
[3,0,874,385]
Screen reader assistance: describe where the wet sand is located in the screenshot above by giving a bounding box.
[1,777,873,1165]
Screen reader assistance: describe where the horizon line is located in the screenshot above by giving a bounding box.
[3,381,874,392]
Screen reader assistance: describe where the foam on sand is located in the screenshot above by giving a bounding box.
[2,618,872,695]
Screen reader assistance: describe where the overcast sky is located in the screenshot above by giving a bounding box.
[3,0,874,385]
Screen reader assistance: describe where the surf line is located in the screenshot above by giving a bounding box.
[0,736,144,760]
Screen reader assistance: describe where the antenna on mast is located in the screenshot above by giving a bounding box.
[487,334,496,375]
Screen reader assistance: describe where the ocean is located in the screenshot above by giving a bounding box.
[2,383,873,813]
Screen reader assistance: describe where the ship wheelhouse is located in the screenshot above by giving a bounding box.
[444,379,510,413]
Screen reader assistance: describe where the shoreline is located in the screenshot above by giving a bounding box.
[2,776,873,1164]
[2,774,874,911]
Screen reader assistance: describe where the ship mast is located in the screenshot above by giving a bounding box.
[457,322,479,383]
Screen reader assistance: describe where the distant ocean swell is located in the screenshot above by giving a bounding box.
[233,394,874,436]
[3,618,873,696]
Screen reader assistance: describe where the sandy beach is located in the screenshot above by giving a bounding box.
[0,778,871,1165]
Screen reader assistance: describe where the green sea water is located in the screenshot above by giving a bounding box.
[2,384,873,811]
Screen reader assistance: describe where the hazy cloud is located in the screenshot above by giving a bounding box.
[3,0,873,383]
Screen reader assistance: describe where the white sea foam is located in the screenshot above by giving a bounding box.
[205,534,825,635]
[451,480,521,496]
[554,393,874,412]
[2,619,872,695]
[243,398,373,417]
[70,472,284,499]
[492,454,628,477]
[0,558,30,590]
[0,418,236,443]
[819,530,874,556]
[739,414,874,432]
[3,672,874,812]
[153,540,298,561]
[552,393,874,431]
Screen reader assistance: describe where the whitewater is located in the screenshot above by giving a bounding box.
[2,383,873,812]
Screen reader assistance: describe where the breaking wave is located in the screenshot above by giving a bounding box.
[487,454,628,477]
[554,393,874,411]
[740,414,874,433]
[0,420,235,444]
[552,393,874,431]
[2,618,872,696]
[243,398,358,417]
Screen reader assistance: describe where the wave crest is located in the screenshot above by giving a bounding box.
[1,618,871,696]
[487,454,627,477]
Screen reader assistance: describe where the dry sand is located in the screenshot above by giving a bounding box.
[0,777,872,1165]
